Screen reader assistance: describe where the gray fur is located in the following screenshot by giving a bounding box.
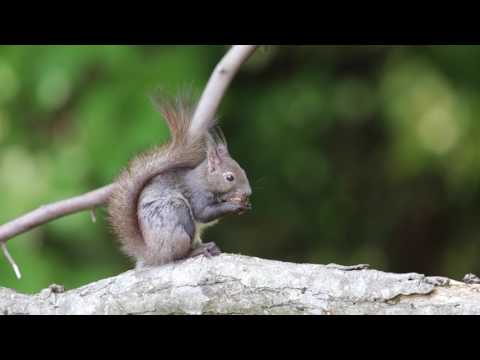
[137,172,195,266]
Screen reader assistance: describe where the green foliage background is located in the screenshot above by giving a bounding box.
[1,45,480,294]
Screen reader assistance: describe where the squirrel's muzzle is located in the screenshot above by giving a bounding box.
[227,194,252,213]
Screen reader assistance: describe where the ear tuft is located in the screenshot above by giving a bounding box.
[209,126,228,145]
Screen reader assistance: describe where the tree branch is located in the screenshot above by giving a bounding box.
[0,45,258,249]
[189,45,258,137]
[1,255,478,315]
[0,185,116,243]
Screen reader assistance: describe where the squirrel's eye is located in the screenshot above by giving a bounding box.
[224,173,235,182]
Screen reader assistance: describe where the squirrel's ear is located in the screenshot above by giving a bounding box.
[207,141,222,173]
[208,125,230,158]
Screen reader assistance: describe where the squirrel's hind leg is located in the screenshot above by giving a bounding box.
[187,220,222,259]
[138,196,196,266]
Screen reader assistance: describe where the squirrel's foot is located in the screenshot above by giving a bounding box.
[188,242,222,259]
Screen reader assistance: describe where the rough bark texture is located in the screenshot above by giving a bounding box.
[1,254,479,315]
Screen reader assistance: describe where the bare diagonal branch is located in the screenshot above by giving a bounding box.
[189,45,258,138]
[0,185,116,243]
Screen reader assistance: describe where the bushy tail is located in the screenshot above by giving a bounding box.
[107,95,206,260]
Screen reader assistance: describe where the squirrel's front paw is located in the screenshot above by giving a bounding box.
[188,242,222,259]
[230,200,251,215]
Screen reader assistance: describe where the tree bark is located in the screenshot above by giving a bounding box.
[1,254,478,315]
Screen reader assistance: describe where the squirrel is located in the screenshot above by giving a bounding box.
[107,94,252,268]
